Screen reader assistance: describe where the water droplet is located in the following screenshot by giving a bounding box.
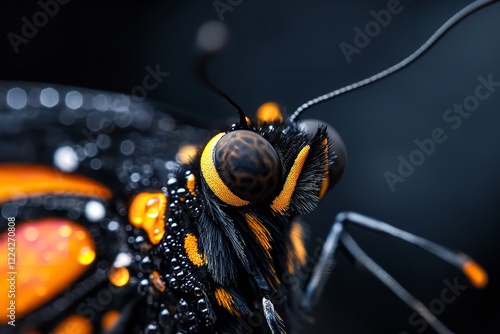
[107,220,119,232]
[120,140,135,155]
[40,88,59,107]
[24,227,39,241]
[65,91,83,109]
[113,252,132,267]
[90,158,102,170]
[92,93,109,111]
[54,146,79,172]
[96,134,111,149]
[130,172,141,182]
[7,87,27,109]
[85,200,106,222]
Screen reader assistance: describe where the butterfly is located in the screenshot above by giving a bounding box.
[0,0,500,334]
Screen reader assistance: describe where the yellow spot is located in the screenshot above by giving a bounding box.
[75,230,87,241]
[214,287,239,316]
[256,102,283,123]
[59,225,72,238]
[0,219,95,322]
[43,251,54,263]
[176,144,198,164]
[187,173,196,196]
[463,261,488,288]
[0,164,112,204]
[146,199,161,219]
[150,271,166,292]
[40,272,50,282]
[245,213,272,258]
[129,192,167,245]
[20,274,31,284]
[102,310,121,331]
[318,177,329,200]
[109,266,130,287]
[53,315,92,334]
[25,226,39,241]
[287,221,307,273]
[245,213,280,287]
[56,240,68,251]
[200,133,250,207]
[318,138,330,200]
[318,178,329,200]
[245,116,252,126]
[184,234,207,267]
[271,145,310,213]
[78,246,96,265]
[35,286,47,297]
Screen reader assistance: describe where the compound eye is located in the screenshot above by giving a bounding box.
[299,119,347,189]
[213,130,281,202]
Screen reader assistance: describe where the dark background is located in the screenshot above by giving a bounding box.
[1,0,500,333]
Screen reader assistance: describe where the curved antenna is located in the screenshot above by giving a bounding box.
[196,21,248,127]
[290,0,499,122]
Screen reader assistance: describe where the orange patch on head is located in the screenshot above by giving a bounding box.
[184,234,207,267]
[287,220,307,273]
[271,145,310,214]
[214,287,239,316]
[176,144,198,164]
[256,102,283,123]
[318,138,330,200]
[245,213,280,287]
[245,213,272,258]
[0,219,95,323]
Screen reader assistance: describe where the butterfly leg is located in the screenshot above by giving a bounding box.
[300,211,487,334]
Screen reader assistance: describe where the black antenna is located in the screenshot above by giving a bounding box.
[195,21,248,128]
[290,0,499,122]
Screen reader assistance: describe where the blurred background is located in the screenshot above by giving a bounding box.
[1,0,499,333]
